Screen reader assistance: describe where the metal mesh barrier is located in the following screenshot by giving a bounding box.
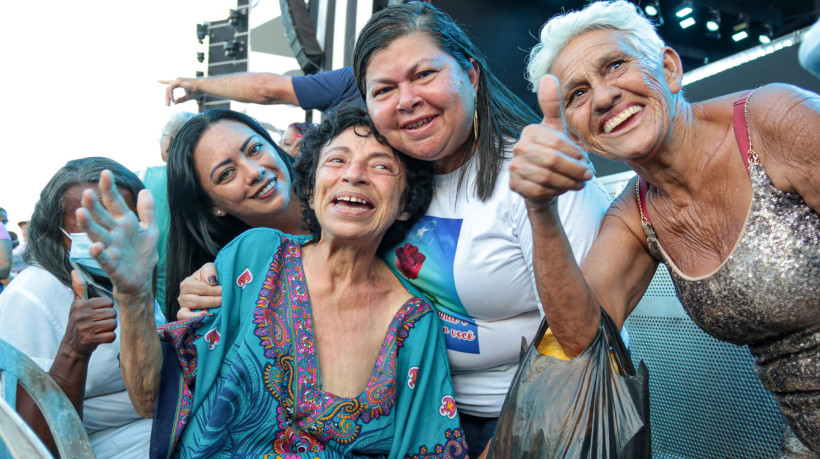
[625,262,787,458]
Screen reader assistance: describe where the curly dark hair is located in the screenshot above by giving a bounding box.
[292,103,433,255]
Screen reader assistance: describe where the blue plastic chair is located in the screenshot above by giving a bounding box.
[0,338,95,458]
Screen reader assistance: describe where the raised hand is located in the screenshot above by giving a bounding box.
[510,74,595,210]
[159,78,201,106]
[61,270,117,358]
[75,171,159,295]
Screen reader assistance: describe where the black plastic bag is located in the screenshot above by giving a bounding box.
[488,309,650,458]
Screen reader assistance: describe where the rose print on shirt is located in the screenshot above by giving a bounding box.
[395,243,426,279]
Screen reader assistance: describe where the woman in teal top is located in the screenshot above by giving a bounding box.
[75,104,469,458]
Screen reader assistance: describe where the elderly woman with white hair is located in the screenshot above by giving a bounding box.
[508,0,820,455]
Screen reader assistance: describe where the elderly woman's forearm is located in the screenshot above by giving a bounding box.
[116,288,162,418]
[527,203,601,357]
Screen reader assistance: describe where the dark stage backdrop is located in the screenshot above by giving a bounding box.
[431,0,820,176]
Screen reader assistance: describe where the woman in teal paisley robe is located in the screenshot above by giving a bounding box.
[153,229,466,457]
[75,104,469,458]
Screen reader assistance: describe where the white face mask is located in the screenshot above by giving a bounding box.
[61,228,108,278]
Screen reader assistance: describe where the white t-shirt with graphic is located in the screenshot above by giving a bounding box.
[387,154,611,417]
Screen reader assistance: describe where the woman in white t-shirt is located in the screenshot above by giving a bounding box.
[351,3,610,455]
[0,157,164,458]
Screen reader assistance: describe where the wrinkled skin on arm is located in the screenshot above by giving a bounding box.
[510,75,658,357]
[76,171,162,417]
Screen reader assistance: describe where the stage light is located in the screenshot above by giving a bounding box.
[680,16,696,29]
[196,23,209,44]
[732,13,749,42]
[705,8,720,32]
[675,2,693,18]
[229,9,247,29]
[759,22,773,44]
[197,52,205,63]
[644,0,660,17]
[224,39,245,58]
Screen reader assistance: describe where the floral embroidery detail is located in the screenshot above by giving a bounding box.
[395,243,426,279]
[204,327,221,350]
[439,396,457,419]
[157,317,206,455]
[408,367,419,390]
[237,267,253,289]
[406,428,469,459]
[158,317,206,387]
[250,239,433,449]
[263,454,322,459]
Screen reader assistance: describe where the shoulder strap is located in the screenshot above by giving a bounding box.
[636,177,650,224]
[732,90,755,173]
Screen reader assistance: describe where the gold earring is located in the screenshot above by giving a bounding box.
[473,94,479,140]
[473,106,478,140]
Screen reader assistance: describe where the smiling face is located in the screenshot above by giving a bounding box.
[552,29,683,162]
[311,127,410,246]
[364,33,479,174]
[193,120,293,228]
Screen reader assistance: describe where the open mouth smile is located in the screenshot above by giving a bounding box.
[402,116,436,130]
[252,177,277,199]
[333,193,374,210]
[603,105,644,134]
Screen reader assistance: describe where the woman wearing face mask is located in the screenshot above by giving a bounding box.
[165,110,307,320]
[0,157,165,458]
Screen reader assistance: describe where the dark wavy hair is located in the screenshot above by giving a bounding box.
[165,109,294,319]
[25,157,145,287]
[293,103,433,255]
[353,1,539,201]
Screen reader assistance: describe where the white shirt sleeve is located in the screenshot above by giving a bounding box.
[0,281,67,371]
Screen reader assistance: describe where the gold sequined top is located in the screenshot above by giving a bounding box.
[637,92,820,454]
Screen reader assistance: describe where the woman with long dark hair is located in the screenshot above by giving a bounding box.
[352,3,612,454]
[164,109,305,319]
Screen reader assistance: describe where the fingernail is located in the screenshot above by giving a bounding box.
[207,276,217,284]
[583,169,594,179]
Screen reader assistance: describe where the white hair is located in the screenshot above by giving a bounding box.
[527,1,666,91]
[162,111,197,137]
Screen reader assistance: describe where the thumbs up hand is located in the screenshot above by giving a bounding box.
[510,75,595,210]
